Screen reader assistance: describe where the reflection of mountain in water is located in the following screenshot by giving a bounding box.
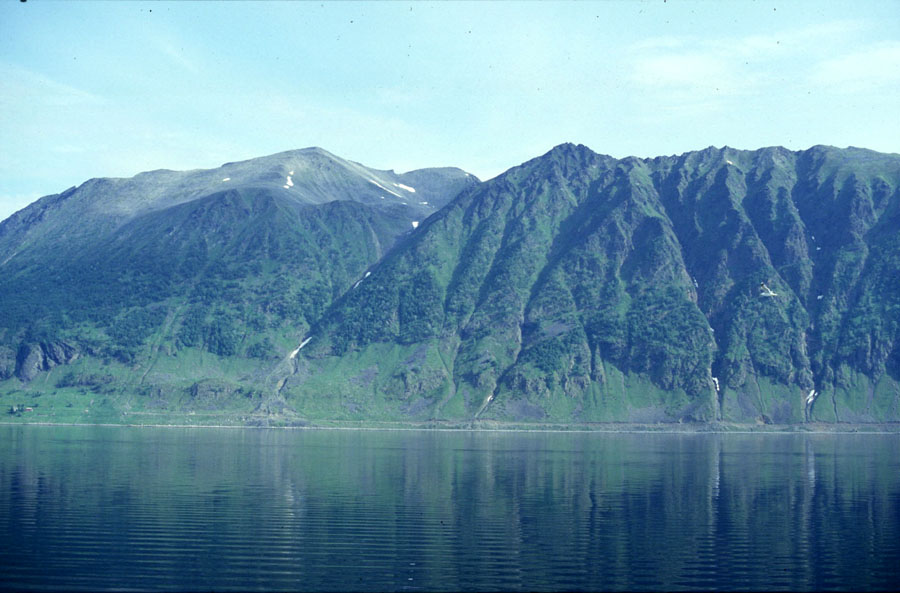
[3,428,898,590]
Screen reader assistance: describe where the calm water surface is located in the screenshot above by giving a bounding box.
[1,426,898,591]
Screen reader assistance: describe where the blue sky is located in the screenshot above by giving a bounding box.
[1,0,898,221]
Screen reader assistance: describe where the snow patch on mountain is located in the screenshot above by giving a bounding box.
[289,336,313,359]
[368,179,402,198]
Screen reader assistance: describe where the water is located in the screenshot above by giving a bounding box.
[1,426,898,591]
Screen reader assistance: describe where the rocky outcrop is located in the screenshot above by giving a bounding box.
[0,345,16,380]
[15,341,80,381]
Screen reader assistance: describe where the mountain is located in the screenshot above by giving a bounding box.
[3,143,898,427]
[0,148,478,412]
[292,144,900,425]
[0,147,471,262]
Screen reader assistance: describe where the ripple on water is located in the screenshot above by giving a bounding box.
[2,428,899,591]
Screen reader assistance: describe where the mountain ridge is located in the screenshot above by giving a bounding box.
[0,146,475,264]
[291,143,900,424]
[0,148,478,398]
[2,143,898,426]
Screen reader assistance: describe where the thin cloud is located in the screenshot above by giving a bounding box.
[624,19,890,119]
[629,20,864,59]
[631,53,734,90]
[729,20,865,57]
[0,62,103,108]
[810,42,900,92]
[152,37,200,75]
[627,20,869,94]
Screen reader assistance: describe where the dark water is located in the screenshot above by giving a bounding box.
[1,426,898,591]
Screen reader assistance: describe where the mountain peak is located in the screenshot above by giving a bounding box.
[0,148,479,271]
[546,142,594,158]
[219,146,341,169]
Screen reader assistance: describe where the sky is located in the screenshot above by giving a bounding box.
[1,0,898,222]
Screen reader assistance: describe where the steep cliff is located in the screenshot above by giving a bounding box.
[295,144,900,424]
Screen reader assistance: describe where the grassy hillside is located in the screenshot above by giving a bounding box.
[0,149,477,422]
[292,144,900,425]
[3,144,898,426]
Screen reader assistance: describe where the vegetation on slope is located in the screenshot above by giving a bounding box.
[2,144,898,426]
[294,144,900,424]
[0,150,476,420]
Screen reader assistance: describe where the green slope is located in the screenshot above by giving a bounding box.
[292,144,900,424]
[0,149,477,421]
[3,143,899,426]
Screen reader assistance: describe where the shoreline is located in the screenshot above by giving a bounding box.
[2,419,899,434]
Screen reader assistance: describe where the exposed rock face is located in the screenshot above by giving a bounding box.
[0,345,16,380]
[15,342,79,381]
